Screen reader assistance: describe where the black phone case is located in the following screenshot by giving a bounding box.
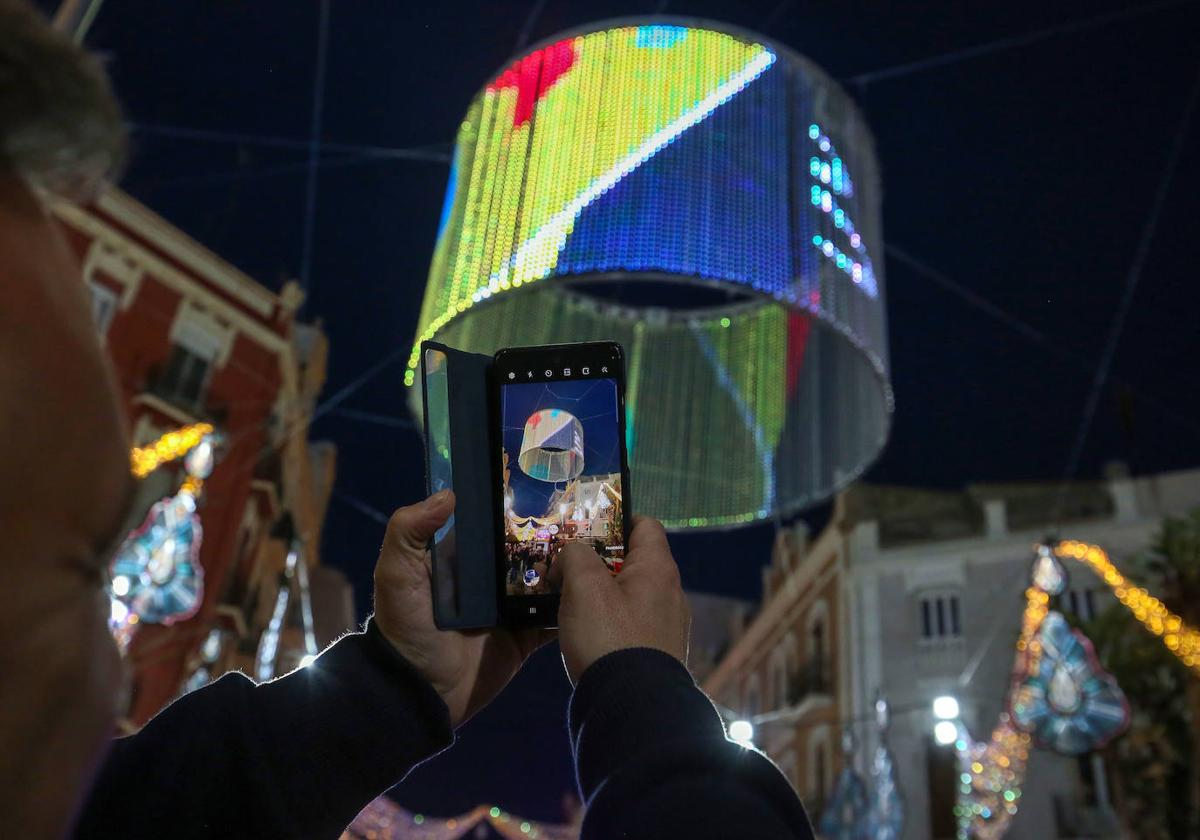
[420,341,499,629]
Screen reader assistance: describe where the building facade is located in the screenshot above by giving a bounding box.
[704,465,1200,839]
[703,519,847,815]
[51,188,354,726]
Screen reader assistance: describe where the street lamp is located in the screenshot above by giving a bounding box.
[932,695,960,720]
[728,719,754,745]
[933,720,959,746]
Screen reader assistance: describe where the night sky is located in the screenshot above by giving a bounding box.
[58,0,1200,825]
[502,379,621,520]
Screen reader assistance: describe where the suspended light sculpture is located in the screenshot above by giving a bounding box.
[818,728,869,840]
[865,696,904,840]
[111,430,220,645]
[518,408,585,482]
[1010,612,1129,754]
[408,19,892,529]
[954,544,1131,839]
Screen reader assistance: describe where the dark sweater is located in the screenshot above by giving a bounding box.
[75,622,812,839]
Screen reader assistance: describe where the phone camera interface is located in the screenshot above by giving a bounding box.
[501,376,625,598]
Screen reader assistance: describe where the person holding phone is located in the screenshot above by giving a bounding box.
[71,491,814,838]
[2,4,812,837]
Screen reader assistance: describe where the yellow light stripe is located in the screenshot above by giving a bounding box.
[1055,539,1200,674]
[130,423,214,479]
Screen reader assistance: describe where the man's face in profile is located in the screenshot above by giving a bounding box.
[0,166,137,833]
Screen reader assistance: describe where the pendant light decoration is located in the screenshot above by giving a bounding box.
[864,696,904,840]
[407,18,892,529]
[818,728,870,840]
[110,429,221,645]
[1010,612,1130,754]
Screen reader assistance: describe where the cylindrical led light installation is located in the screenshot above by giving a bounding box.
[408,19,892,529]
[519,408,585,482]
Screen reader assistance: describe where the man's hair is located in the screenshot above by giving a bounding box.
[0,0,126,198]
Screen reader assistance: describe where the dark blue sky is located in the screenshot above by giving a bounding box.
[64,0,1200,825]
[502,379,621,519]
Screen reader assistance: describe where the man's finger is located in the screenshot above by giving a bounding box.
[385,490,454,555]
[548,541,609,594]
[620,516,670,571]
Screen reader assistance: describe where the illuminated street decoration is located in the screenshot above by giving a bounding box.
[110,487,204,625]
[347,796,578,840]
[865,697,904,840]
[111,430,220,643]
[409,20,891,529]
[130,422,214,478]
[1010,613,1129,754]
[955,543,1132,839]
[1055,539,1200,674]
[952,580,1042,839]
[953,715,1030,840]
[819,729,869,840]
[518,408,584,482]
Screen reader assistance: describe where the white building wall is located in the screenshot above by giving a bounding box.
[844,468,1200,840]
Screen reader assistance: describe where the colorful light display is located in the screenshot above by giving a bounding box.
[1055,539,1200,674]
[818,729,870,840]
[409,21,891,529]
[1010,612,1130,754]
[111,429,220,644]
[865,697,904,840]
[130,422,214,478]
[955,544,1133,839]
[347,796,578,840]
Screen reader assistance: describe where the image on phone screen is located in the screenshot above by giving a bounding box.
[499,376,626,599]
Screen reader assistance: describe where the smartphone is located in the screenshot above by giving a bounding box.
[491,342,632,627]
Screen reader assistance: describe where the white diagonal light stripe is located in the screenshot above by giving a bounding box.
[478,48,778,297]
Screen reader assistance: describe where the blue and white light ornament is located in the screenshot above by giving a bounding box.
[1010,611,1130,754]
[864,696,904,840]
[818,728,870,840]
[109,432,221,645]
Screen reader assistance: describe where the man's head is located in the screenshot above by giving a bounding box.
[0,0,126,198]
[0,2,134,834]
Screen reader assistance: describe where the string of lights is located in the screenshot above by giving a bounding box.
[346,797,578,840]
[129,422,214,478]
[1055,540,1200,674]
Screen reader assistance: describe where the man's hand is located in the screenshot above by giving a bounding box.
[373,490,551,727]
[551,517,690,686]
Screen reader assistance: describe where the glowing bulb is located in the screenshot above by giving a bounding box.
[933,695,960,720]
[934,721,959,746]
[111,575,130,597]
[728,719,754,744]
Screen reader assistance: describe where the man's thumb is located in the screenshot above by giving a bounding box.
[385,490,454,554]
[549,541,609,594]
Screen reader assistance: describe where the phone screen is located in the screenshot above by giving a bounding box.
[495,344,629,624]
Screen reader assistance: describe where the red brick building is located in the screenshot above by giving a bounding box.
[52,188,353,725]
